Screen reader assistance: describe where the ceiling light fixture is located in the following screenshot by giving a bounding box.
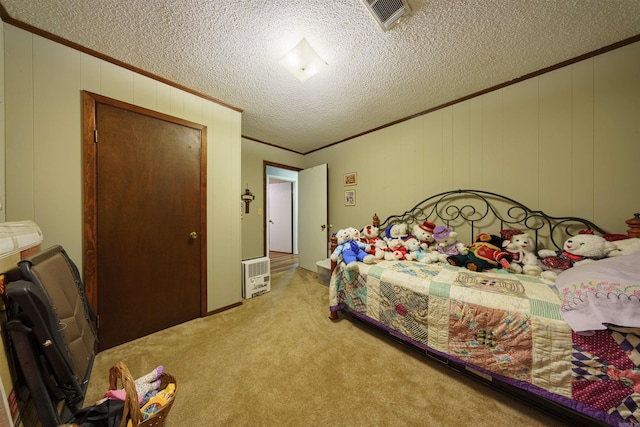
[279,37,327,82]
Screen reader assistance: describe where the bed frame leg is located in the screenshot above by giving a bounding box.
[329,311,338,321]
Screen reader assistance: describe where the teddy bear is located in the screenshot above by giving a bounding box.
[538,231,617,281]
[500,229,542,276]
[447,233,512,272]
[331,228,375,271]
[412,221,437,251]
[383,222,410,243]
[345,227,361,241]
[424,226,468,263]
[403,235,430,262]
[359,224,386,259]
[384,237,410,260]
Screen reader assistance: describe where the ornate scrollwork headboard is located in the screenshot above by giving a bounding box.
[375,189,608,252]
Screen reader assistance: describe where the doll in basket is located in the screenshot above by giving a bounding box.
[105,365,165,404]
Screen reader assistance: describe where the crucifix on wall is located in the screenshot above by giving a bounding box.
[241,186,255,213]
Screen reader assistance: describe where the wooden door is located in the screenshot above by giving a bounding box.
[298,164,328,271]
[83,91,206,351]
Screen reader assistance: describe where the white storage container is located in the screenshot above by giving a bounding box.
[316,258,332,286]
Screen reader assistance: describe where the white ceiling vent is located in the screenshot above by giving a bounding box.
[361,0,412,31]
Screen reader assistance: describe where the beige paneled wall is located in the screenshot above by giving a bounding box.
[241,138,305,259]
[4,24,242,312]
[305,40,640,237]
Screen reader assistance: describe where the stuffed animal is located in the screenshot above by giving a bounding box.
[331,228,375,271]
[447,233,512,272]
[425,226,468,263]
[538,231,616,281]
[385,237,409,260]
[383,223,409,243]
[500,229,541,276]
[345,227,361,241]
[403,236,429,262]
[359,224,386,259]
[412,221,437,251]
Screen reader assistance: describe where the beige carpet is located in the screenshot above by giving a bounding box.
[84,267,571,426]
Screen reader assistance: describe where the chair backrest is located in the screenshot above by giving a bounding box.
[19,245,97,382]
[6,279,84,413]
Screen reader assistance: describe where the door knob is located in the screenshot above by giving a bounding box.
[190,231,198,240]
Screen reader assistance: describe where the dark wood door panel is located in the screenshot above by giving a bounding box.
[83,92,206,351]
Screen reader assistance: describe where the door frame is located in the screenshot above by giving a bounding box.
[82,90,208,319]
[263,161,301,256]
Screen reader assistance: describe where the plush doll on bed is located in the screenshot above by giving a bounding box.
[345,227,361,241]
[384,237,410,260]
[383,223,410,243]
[424,226,468,263]
[412,221,437,251]
[500,229,542,276]
[538,231,616,281]
[447,233,512,272]
[331,228,375,271]
[403,235,430,262]
[358,224,387,259]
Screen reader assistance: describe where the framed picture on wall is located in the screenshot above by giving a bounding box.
[344,189,356,206]
[343,172,357,186]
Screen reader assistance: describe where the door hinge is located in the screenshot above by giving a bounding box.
[94,129,98,143]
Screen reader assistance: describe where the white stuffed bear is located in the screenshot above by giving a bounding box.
[384,238,409,260]
[538,232,616,281]
[331,228,375,271]
[345,227,361,241]
[383,223,409,243]
[425,226,468,263]
[403,236,429,262]
[412,221,437,251]
[501,230,541,276]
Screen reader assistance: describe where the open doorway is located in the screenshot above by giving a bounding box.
[262,161,328,273]
[264,162,301,267]
[267,178,294,254]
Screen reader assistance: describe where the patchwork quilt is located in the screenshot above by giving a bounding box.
[329,260,640,426]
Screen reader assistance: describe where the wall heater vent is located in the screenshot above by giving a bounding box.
[362,0,412,31]
[242,257,271,299]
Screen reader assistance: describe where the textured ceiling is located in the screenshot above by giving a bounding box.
[2,0,640,154]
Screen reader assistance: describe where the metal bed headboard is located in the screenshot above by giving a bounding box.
[375,189,608,251]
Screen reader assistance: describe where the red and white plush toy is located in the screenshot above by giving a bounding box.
[359,224,386,259]
[385,237,409,260]
[500,229,541,276]
[425,226,468,263]
[538,231,616,281]
[412,221,437,251]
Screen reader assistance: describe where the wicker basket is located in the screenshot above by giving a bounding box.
[109,362,177,427]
